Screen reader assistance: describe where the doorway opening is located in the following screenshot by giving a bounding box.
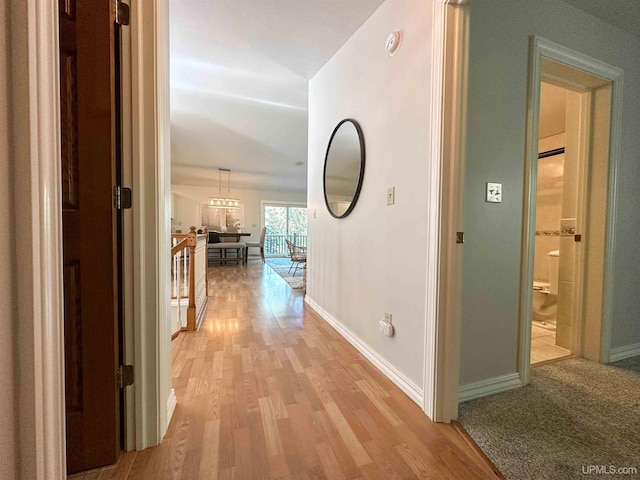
[521,38,622,380]
[530,81,575,364]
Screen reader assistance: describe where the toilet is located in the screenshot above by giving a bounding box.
[532,250,560,323]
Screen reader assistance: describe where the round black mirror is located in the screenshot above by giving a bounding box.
[323,119,365,218]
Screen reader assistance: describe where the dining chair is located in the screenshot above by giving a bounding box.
[245,226,266,263]
[285,239,306,276]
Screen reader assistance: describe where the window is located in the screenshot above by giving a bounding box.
[263,203,307,256]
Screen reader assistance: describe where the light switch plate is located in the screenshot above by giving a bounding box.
[387,187,395,205]
[486,182,502,203]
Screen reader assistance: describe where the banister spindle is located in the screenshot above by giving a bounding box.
[186,226,197,330]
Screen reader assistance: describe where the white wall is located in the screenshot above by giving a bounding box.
[0,1,17,477]
[307,0,433,389]
[460,0,640,385]
[171,184,307,240]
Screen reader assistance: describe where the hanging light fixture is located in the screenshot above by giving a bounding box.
[208,168,240,209]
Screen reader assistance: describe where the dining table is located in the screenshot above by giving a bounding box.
[213,231,251,242]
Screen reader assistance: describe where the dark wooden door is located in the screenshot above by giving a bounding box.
[59,0,119,473]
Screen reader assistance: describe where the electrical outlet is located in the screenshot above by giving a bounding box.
[486,182,502,203]
[387,187,395,205]
[384,313,392,324]
[378,320,394,337]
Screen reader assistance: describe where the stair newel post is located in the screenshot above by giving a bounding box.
[186,226,197,330]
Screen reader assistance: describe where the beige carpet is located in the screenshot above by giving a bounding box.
[459,357,640,480]
[265,257,304,289]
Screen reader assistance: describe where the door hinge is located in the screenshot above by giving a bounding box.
[456,232,465,244]
[117,365,134,388]
[114,186,132,210]
[114,0,130,26]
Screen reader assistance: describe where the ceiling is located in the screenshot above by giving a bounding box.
[170,0,638,193]
[561,0,640,38]
[170,0,385,193]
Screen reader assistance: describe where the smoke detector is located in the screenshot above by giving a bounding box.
[385,31,402,57]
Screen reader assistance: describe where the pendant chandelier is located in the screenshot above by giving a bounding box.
[209,168,240,209]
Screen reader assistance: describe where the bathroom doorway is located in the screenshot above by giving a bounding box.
[530,67,613,365]
[520,40,623,379]
[531,81,573,364]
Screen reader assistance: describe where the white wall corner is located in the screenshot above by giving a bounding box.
[608,343,640,363]
[304,297,424,407]
[458,373,522,403]
[424,0,470,423]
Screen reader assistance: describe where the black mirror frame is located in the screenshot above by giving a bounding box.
[322,118,366,219]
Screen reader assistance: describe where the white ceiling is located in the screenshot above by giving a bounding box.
[170,0,385,192]
[561,0,640,39]
[170,0,638,193]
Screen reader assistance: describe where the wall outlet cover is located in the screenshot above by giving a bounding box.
[486,182,502,203]
[378,320,394,337]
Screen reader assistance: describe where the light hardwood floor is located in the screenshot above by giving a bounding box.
[70,261,502,479]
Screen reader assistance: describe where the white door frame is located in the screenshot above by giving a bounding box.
[124,0,173,450]
[10,1,67,478]
[518,37,623,385]
[423,0,470,422]
[12,0,172,476]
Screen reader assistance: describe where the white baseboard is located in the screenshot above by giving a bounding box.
[196,296,208,330]
[609,342,640,362]
[167,388,177,426]
[304,296,424,406]
[459,373,522,403]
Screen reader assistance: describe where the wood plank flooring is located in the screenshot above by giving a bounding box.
[71,261,502,479]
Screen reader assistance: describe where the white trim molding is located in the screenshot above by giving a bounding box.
[129,0,173,450]
[304,297,424,406]
[519,36,623,385]
[459,373,522,403]
[166,388,177,425]
[11,0,66,478]
[155,0,173,444]
[608,343,640,363]
[424,0,470,423]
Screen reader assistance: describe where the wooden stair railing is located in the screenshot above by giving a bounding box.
[171,238,188,257]
[171,226,209,332]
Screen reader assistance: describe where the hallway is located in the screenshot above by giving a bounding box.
[94,262,500,479]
